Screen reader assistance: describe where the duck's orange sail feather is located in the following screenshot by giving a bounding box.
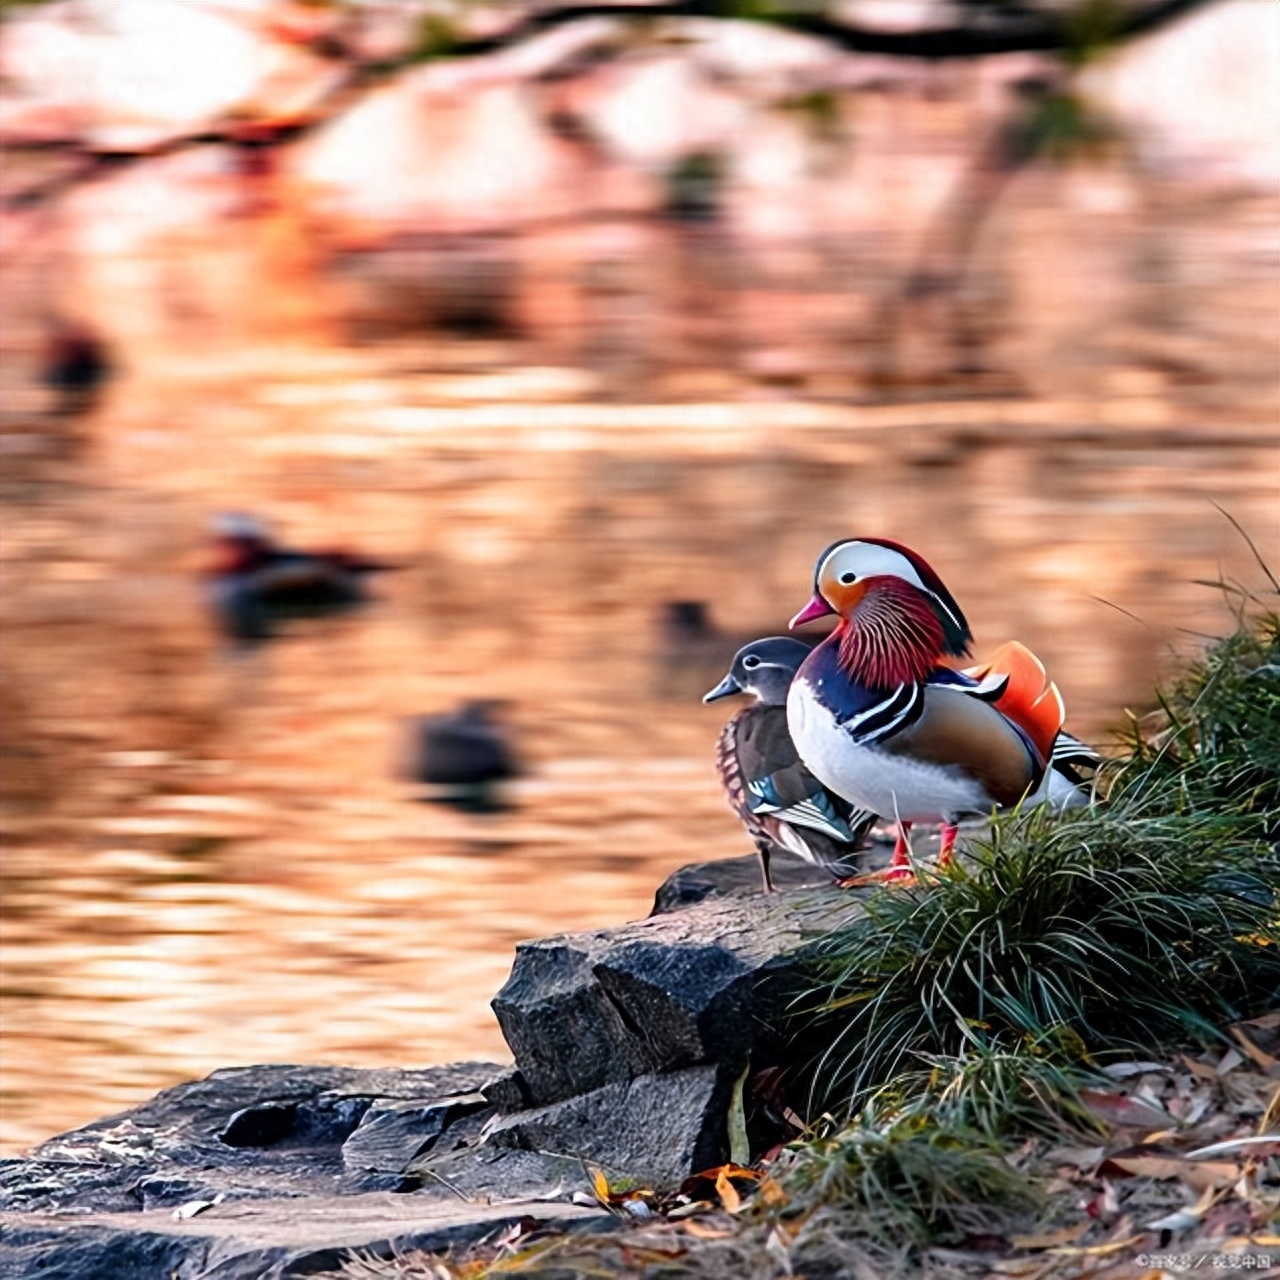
[964,641,1065,764]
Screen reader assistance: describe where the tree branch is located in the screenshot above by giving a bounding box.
[0,0,1221,214]
[446,0,1216,60]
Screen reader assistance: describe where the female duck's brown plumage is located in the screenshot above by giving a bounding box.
[705,637,875,893]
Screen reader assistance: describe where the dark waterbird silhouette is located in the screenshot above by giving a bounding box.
[206,513,396,642]
[406,701,520,813]
[41,320,111,417]
[656,600,832,699]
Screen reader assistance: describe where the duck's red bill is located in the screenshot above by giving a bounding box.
[789,594,835,629]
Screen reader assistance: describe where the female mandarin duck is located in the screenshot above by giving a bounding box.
[786,538,1098,882]
[705,637,876,893]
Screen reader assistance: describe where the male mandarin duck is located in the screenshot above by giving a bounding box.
[705,637,876,893]
[786,538,1099,882]
[207,513,395,641]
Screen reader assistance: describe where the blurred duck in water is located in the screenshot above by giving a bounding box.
[705,637,876,893]
[657,601,829,699]
[207,513,395,642]
[41,319,111,418]
[406,701,519,813]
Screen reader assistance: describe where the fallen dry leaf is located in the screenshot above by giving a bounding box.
[1186,1134,1280,1159]
[1181,1161,1250,1193]
[1046,1144,1106,1170]
[666,1200,712,1220]
[1230,1026,1278,1072]
[682,1220,734,1240]
[1079,1089,1168,1130]
[1010,1222,1090,1250]
[1106,1154,1192,1179]
[1101,1062,1167,1080]
[619,1244,686,1264]
[1216,1048,1246,1077]
[715,1166,742,1214]
[987,1258,1049,1276]
[1047,1234,1142,1258]
[1180,1055,1221,1081]
[756,1175,788,1208]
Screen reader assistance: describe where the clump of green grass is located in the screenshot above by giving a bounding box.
[808,602,1280,1114]
[776,1104,1042,1246]
[874,1034,1102,1139]
[1116,595,1280,829]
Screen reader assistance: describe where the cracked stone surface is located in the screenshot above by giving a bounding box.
[492,881,867,1104]
[1,868,868,1279]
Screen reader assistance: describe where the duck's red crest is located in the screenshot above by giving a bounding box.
[837,577,946,688]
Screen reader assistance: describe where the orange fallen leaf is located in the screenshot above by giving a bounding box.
[1181,1161,1248,1193]
[620,1245,687,1263]
[683,1220,733,1240]
[1231,1025,1278,1072]
[715,1166,742,1214]
[591,1168,610,1203]
[756,1175,788,1208]
[1109,1155,1194,1179]
[1048,1235,1143,1258]
[1010,1222,1089,1249]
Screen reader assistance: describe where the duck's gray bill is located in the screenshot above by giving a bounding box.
[703,674,741,704]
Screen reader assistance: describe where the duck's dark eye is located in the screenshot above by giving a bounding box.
[742,655,761,669]
[839,572,857,585]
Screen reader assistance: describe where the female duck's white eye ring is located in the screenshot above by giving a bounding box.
[839,572,857,585]
[742,655,761,669]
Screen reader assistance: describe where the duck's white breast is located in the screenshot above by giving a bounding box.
[787,677,989,822]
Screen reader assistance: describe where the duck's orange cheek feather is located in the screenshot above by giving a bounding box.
[823,579,869,615]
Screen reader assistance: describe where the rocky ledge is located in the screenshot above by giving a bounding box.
[0,853,874,1280]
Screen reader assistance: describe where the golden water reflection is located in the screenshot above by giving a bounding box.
[1,361,1276,1153]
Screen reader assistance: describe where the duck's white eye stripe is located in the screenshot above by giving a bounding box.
[821,542,928,594]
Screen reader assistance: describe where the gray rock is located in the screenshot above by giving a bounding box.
[492,887,867,1106]
[479,1066,531,1110]
[0,1061,599,1280]
[483,1065,732,1186]
[0,1194,611,1280]
[651,852,848,913]
[218,1100,300,1148]
[340,1094,490,1174]
[410,1146,592,1202]
[2,1062,506,1215]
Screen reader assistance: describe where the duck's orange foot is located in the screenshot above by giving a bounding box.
[837,865,917,888]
